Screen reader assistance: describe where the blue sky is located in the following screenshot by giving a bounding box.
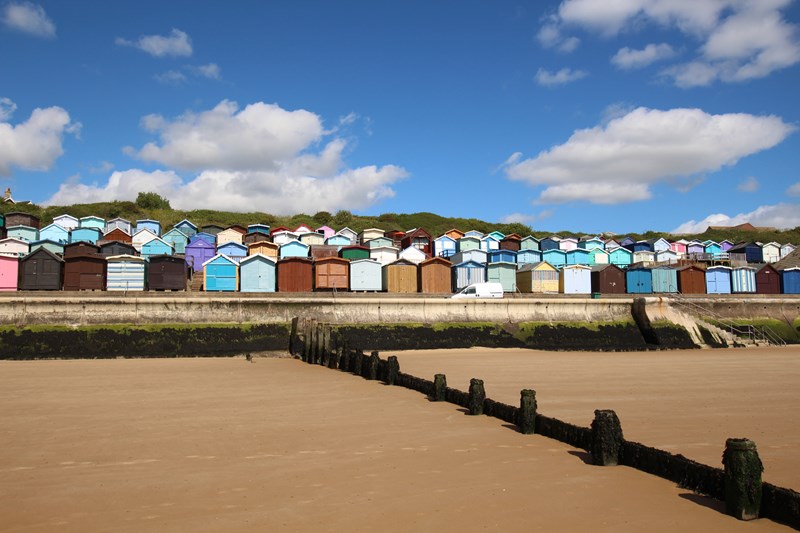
[2,0,799,234]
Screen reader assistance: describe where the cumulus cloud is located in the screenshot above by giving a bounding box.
[501,211,554,224]
[737,176,760,193]
[542,0,800,85]
[190,63,221,80]
[535,67,587,86]
[45,100,408,214]
[672,203,800,233]
[2,1,55,38]
[0,99,79,176]
[788,182,800,196]
[505,107,795,205]
[115,28,192,57]
[612,43,675,69]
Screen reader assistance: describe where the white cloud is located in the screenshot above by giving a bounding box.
[0,100,79,176]
[612,43,675,69]
[0,97,17,121]
[45,100,408,214]
[672,203,800,233]
[2,2,55,38]
[505,107,795,205]
[535,67,587,86]
[501,210,554,224]
[737,176,759,193]
[537,20,581,52]
[89,160,114,174]
[154,70,187,85]
[115,28,192,58]
[191,63,221,80]
[544,0,800,85]
[788,182,800,196]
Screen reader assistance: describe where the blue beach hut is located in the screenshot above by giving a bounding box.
[516,249,542,266]
[185,238,215,272]
[174,219,198,238]
[141,237,174,259]
[731,266,756,293]
[6,225,38,242]
[325,234,351,248]
[780,267,800,294]
[566,248,590,265]
[69,227,102,244]
[452,260,485,291]
[106,254,146,291]
[192,232,216,246]
[626,267,653,294]
[542,249,566,268]
[39,223,69,244]
[203,254,239,292]
[433,235,457,258]
[488,249,517,264]
[280,241,310,259]
[218,242,248,263]
[705,266,732,294]
[162,228,189,254]
[239,254,276,292]
[136,219,162,236]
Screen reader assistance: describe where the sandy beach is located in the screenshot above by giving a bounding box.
[0,354,796,531]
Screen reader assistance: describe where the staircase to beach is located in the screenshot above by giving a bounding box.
[189,270,204,292]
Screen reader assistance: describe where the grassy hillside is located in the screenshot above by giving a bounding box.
[2,200,799,244]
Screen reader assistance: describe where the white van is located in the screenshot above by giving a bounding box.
[451,282,504,299]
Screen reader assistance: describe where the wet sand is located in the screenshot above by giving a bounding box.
[395,346,800,490]
[0,356,795,531]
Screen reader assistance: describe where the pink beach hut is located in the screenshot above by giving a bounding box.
[0,254,19,291]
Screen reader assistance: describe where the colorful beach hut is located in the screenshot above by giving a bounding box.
[516,262,558,294]
[383,259,419,293]
[239,254,276,292]
[314,256,350,291]
[18,248,63,290]
[276,257,314,292]
[559,264,591,294]
[106,255,146,291]
[705,266,732,294]
[731,266,757,293]
[419,256,452,294]
[202,254,238,292]
[452,260,485,291]
[349,259,383,292]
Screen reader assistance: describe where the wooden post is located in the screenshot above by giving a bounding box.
[723,438,763,521]
[339,348,350,371]
[315,323,325,365]
[301,319,312,362]
[321,326,331,367]
[518,389,537,434]
[432,374,447,401]
[352,349,364,376]
[365,351,379,380]
[289,316,299,356]
[307,320,317,364]
[468,378,485,415]
[590,409,623,466]
[385,356,400,385]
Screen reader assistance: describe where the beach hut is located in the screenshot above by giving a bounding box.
[365,236,394,249]
[69,227,102,244]
[705,266,732,294]
[605,238,621,249]
[79,216,105,230]
[30,240,64,255]
[192,232,216,246]
[542,249,566,268]
[217,228,244,246]
[520,236,540,251]
[325,234,351,248]
[590,264,625,294]
[0,255,18,291]
[248,241,279,259]
[293,224,313,235]
[633,250,656,264]
[686,241,705,256]
[218,242,247,262]
[63,253,106,291]
[419,256,452,294]
[781,244,796,259]
[105,217,132,235]
[383,259,419,293]
[487,262,516,292]
[279,241,310,259]
[433,235,457,257]
[670,240,688,256]
[457,235,481,252]
[626,267,653,294]
[349,259,383,292]
[106,255,146,291]
[162,228,189,254]
[4,212,40,229]
[359,228,385,244]
[6,225,38,242]
[651,267,678,293]
[487,230,505,241]
[704,241,722,258]
[488,249,517,264]
[452,260,485,291]
[720,240,734,252]
[202,224,224,236]
[449,249,488,265]
[239,254,276,292]
[727,242,762,263]
[149,255,189,291]
[243,230,271,245]
[780,267,800,294]
[516,262,558,294]
[336,227,358,244]
[762,242,781,263]
[185,238,216,272]
[132,228,158,252]
[310,245,339,260]
[141,237,174,259]
[607,246,633,267]
[276,257,314,292]
[370,245,399,265]
[516,249,543,265]
[566,248,590,265]
[202,254,238,292]
[588,248,609,266]
[53,214,79,231]
[64,241,100,258]
[174,219,198,238]
[401,229,432,256]
[626,241,652,253]
[0,237,29,257]
[578,236,604,250]
[731,266,756,293]
[314,256,350,291]
[464,230,484,239]
[247,224,271,235]
[655,250,679,264]
[755,264,781,295]
[558,237,578,252]
[39,223,69,244]
[676,266,706,294]
[18,248,63,290]
[499,234,522,252]
[299,232,325,246]
[339,245,370,261]
[100,241,136,257]
[444,229,465,241]
[539,236,560,251]
[559,264,591,294]
[480,235,500,252]
[647,238,671,254]
[315,225,335,240]
[135,219,161,236]
[619,237,635,248]
[102,228,132,244]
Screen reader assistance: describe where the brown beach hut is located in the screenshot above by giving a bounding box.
[499,234,522,252]
[314,256,349,291]
[755,264,781,294]
[310,245,339,260]
[383,258,419,293]
[64,241,101,259]
[102,228,132,244]
[676,265,706,294]
[276,257,313,292]
[18,248,64,290]
[590,264,626,294]
[4,212,40,229]
[148,255,189,290]
[243,231,271,245]
[419,256,452,293]
[63,253,106,291]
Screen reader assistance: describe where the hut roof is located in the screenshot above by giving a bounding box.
[774,249,800,270]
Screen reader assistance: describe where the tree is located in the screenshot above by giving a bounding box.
[135,192,171,210]
[313,211,332,225]
[333,209,353,226]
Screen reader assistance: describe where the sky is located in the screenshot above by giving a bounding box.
[1,0,799,234]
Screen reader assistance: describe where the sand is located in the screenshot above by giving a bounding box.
[0,355,795,532]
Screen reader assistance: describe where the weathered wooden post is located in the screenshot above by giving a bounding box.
[590,409,623,466]
[321,326,332,367]
[385,356,400,385]
[339,347,350,371]
[723,438,763,521]
[468,378,485,415]
[518,389,537,434]
[352,349,364,376]
[366,351,380,380]
[315,323,325,365]
[432,374,447,401]
[307,320,317,364]
[289,316,300,356]
[301,319,312,362]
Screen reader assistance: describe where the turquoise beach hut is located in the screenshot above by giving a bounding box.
[487,261,516,292]
[608,246,633,267]
[174,219,198,239]
[566,248,590,265]
[39,223,69,244]
[651,267,678,293]
[239,254,276,292]
[141,237,174,258]
[6,225,38,242]
[542,249,566,268]
[69,227,102,244]
[626,267,653,294]
[203,254,238,292]
[163,228,189,254]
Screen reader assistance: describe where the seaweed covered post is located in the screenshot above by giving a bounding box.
[432,374,447,402]
[352,349,364,376]
[366,351,380,380]
[518,389,537,434]
[321,326,332,367]
[590,409,623,466]
[385,356,400,385]
[289,316,300,357]
[468,378,486,415]
[723,438,763,521]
